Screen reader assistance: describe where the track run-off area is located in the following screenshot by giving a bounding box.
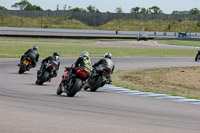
[0,30,200,133]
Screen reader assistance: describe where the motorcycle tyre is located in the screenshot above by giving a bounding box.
[195,54,200,62]
[67,78,82,97]
[56,85,63,95]
[37,71,49,85]
[18,66,25,74]
[90,76,103,92]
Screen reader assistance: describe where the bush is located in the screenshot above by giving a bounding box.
[43,25,48,28]
[197,21,200,27]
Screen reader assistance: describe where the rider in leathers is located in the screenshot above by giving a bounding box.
[64,51,92,82]
[92,52,114,83]
[38,52,60,78]
[19,45,39,67]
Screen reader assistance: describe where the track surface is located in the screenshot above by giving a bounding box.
[1,56,200,133]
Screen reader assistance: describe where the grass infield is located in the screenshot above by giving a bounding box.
[112,67,200,99]
[0,39,198,58]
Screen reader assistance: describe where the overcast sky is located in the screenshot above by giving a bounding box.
[1,0,200,14]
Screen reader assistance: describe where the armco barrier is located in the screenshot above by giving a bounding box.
[154,37,200,41]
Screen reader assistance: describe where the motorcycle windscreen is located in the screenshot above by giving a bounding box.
[105,59,114,71]
[51,61,59,70]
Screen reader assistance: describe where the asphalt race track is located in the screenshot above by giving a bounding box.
[1,56,200,133]
[0,29,200,133]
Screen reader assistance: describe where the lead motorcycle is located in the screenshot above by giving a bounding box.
[36,61,58,85]
[18,56,34,74]
[56,66,89,97]
[195,50,200,61]
[85,65,112,92]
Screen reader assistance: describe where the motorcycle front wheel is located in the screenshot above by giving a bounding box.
[56,84,63,95]
[195,54,200,61]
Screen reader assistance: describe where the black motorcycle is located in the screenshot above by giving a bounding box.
[195,50,200,62]
[57,67,89,97]
[36,61,58,85]
[18,56,34,74]
[85,66,112,92]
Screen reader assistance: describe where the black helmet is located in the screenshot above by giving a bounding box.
[53,52,59,56]
[80,51,89,57]
[33,45,38,50]
[104,53,112,59]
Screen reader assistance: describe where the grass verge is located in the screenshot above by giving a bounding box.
[157,40,200,47]
[112,66,200,99]
[0,41,197,58]
[0,37,98,43]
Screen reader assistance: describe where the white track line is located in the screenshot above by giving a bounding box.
[102,85,200,105]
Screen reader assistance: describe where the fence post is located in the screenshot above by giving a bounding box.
[41,11,42,28]
[1,15,3,26]
[21,16,23,27]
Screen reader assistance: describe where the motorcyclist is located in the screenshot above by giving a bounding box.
[64,51,92,82]
[38,52,60,78]
[19,45,39,67]
[92,52,115,83]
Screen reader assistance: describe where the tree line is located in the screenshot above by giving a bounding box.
[0,0,199,15]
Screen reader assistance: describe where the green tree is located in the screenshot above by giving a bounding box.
[115,7,123,13]
[0,6,7,10]
[11,0,43,11]
[68,7,87,12]
[149,6,163,14]
[140,8,147,13]
[25,4,43,11]
[189,8,200,15]
[172,10,189,14]
[87,5,100,13]
[130,7,140,13]
[11,0,30,10]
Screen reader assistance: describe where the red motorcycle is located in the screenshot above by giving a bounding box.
[56,66,88,97]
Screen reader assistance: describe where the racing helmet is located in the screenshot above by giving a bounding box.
[33,45,38,50]
[104,52,112,59]
[80,51,89,57]
[53,52,60,56]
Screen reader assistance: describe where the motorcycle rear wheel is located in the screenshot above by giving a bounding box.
[66,78,82,97]
[18,66,25,74]
[37,71,49,85]
[90,76,103,92]
[195,54,200,61]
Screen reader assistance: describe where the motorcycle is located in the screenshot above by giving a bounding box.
[56,66,89,97]
[195,50,200,61]
[86,65,112,92]
[18,56,33,74]
[36,61,58,85]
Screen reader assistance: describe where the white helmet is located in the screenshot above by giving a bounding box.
[80,51,89,57]
[33,45,38,50]
[104,53,112,59]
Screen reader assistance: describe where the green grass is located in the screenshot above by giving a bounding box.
[1,14,200,32]
[0,41,197,58]
[112,67,200,99]
[157,40,200,47]
[0,37,98,43]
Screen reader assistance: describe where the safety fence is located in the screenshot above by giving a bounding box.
[0,10,200,26]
